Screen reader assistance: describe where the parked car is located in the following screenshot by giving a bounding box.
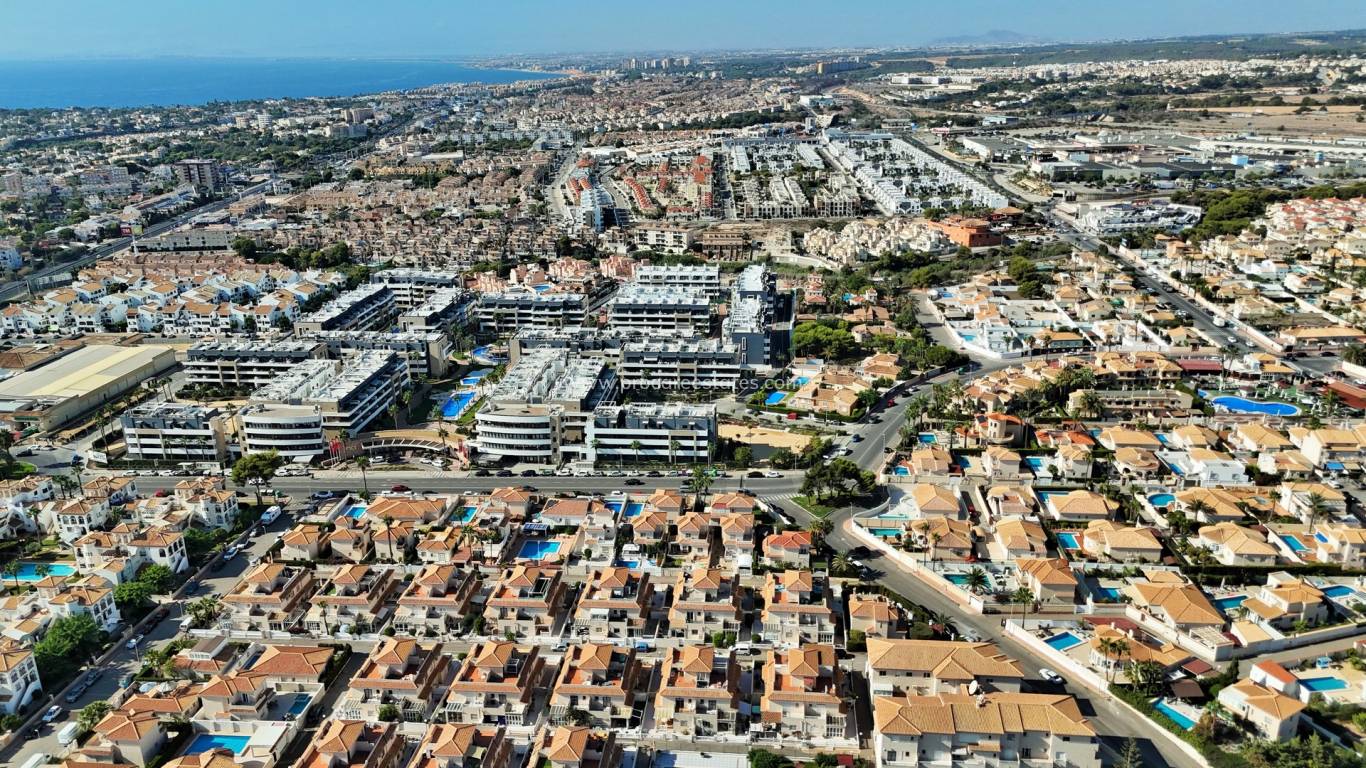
[474,469,491,476]
[747,471,764,479]
[764,471,782,478]
[125,634,144,650]
[84,668,103,686]
[495,470,514,477]
[1039,668,1064,684]
[63,685,86,704]
[42,705,62,723]
[223,545,240,560]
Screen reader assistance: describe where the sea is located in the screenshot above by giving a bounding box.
[0,58,562,109]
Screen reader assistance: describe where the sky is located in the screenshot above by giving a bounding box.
[4,0,1366,59]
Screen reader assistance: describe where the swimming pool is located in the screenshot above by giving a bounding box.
[1300,677,1349,693]
[764,391,788,406]
[1211,395,1300,417]
[1280,534,1309,553]
[1055,532,1080,549]
[945,572,993,590]
[1148,493,1175,508]
[443,390,478,419]
[1094,587,1122,601]
[458,506,478,523]
[893,466,911,476]
[10,562,75,581]
[1212,595,1247,613]
[1316,532,1330,544]
[472,346,507,364]
[185,734,250,755]
[286,695,311,717]
[1025,456,1046,472]
[1153,700,1197,730]
[344,504,368,520]
[1044,631,1084,652]
[461,369,492,386]
[1323,585,1358,599]
[518,540,562,560]
[869,528,902,537]
[918,433,937,444]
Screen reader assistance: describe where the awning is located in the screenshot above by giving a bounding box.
[1182,659,1214,676]
[1170,678,1205,700]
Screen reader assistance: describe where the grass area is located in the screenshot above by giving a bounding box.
[792,496,836,518]
[0,462,36,480]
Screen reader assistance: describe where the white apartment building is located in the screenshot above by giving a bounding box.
[294,283,398,334]
[237,404,328,461]
[607,284,711,333]
[247,350,410,442]
[474,349,617,464]
[584,403,716,464]
[633,264,722,297]
[185,339,328,390]
[120,401,231,464]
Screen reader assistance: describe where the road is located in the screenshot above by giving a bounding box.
[0,181,272,303]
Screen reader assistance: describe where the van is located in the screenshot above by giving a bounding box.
[57,721,80,746]
[22,753,49,768]
[261,505,282,525]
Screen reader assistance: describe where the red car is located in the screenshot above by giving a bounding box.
[391,484,411,492]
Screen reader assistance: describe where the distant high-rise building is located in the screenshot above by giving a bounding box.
[173,159,225,192]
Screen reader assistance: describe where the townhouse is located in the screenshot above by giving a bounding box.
[296,721,404,768]
[760,570,837,646]
[441,641,546,726]
[407,724,515,768]
[529,727,623,768]
[337,638,454,724]
[653,645,743,737]
[392,564,482,638]
[757,644,849,740]
[222,563,317,632]
[483,565,568,638]
[304,565,400,636]
[572,567,655,641]
[865,639,1024,697]
[668,568,744,643]
[549,643,647,729]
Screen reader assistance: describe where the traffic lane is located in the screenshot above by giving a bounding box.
[119,473,810,497]
[824,525,1195,768]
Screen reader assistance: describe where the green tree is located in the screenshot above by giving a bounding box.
[356,456,371,496]
[114,580,154,615]
[138,564,176,593]
[232,450,285,507]
[377,703,401,722]
[185,597,222,629]
[2,561,19,590]
[1116,738,1142,768]
[77,701,113,734]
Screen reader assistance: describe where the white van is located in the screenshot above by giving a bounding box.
[57,721,80,746]
[22,753,50,768]
[261,505,282,525]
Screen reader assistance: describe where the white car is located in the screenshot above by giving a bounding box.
[1039,668,1063,684]
[41,705,62,723]
[764,471,782,478]
[125,634,144,651]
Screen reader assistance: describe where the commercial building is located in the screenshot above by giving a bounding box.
[0,344,176,432]
[473,349,617,464]
[119,402,231,464]
[607,284,711,333]
[477,292,588,334]
[185,339,328,390]
[294,284,398,334]
[633,264,722,297]
[584,402,716,463]
[619,338,744,391]
[312,330,454,379]
[247,350,410,442]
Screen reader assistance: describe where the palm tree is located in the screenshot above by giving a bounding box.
[929,532,943,569]
[382,515,396,562]
[808,517,832,548]
[356,456,370,496]
[630,440,642,466]
[1078,391,1105,419]
[33,563,51,582]
[668,439,681,465]
[1292,618,1310,636]
[831,552,855,577]
[185,597,221,629]
[1011,585,1034,626]
[965,566,989,594]
[1305,492,1330,530]
[1,561,19,590]
[1099,637,1130,682]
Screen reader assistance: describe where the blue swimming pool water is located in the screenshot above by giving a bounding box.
[1280,534,1308,553]
[960,333,977,342]
[1316,532,1330,544]
[1324,585,1357,599]
[11,562,75,581]
[518,540,562,560]
[1056,532,1080,549]
[286,695,310,716]
[458,506,478,523]
[764,391,788,406]
[1045,631,1084,651]
[622,502,645,517]
[869,528,902,537]
[472,345,507,363]
[1148,493,1175,508]
[893,466,911,476]
[1153,700,1197,730]
[918,433,937,444]
[185,734,250,755]
[461,369,492,386]
[1026,456,1046,471]
[443,390,478,419]
[1155,433,1170,445]
[1300,677,1349,693]
[1094,587,1122,600]
[344,504,367,519]
[1212,595,1247,613]
[1211,395,1300,417]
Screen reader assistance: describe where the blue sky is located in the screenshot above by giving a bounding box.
[4,1,1365,58]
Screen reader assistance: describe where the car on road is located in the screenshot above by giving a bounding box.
[495,469,514,477]
[850,434,863,443]
[184,580,201,595]
[1039,668,1063,684]
[623,478,644,486]
[520,469,537,477]
[126,634,144,650]
[747,471,764,478]
[390,484,410,492]
[152,607,170,623]
[41,705,62,723]
[64,684,86,704]
[764,471,782,478]
[474,469,491,476]
[223,545,240,560]
[85,668,103,685]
